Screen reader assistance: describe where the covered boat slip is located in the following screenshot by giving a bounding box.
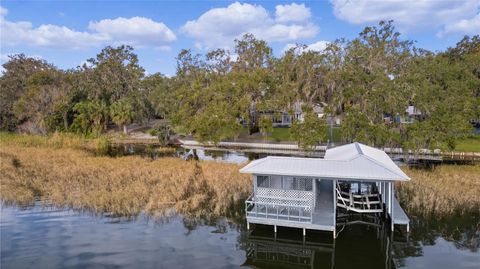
[240,142,411,237]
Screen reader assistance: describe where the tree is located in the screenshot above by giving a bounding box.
[0,54,54,131]
[190,101,241,144]
[259,115,273,140]
[110,98,135,134]
[82,45,144,103]
[331,21,414,146]
[290,110,327,150]
[143,73,176,120]
[402,44,478,150]
[234,34,275,134]
[72,101,95,136]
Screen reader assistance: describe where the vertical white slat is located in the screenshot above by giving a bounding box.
[389,182,393,216]
[333,180,336,227]
[253,175,257,198]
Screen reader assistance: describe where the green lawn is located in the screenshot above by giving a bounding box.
[267,128,292,142]
[455,136,480,152]
[265,127,343,143]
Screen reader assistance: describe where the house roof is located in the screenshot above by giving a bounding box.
[239,142,410,181]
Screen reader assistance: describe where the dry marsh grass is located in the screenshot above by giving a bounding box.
[0,132,87,149]
[397,165,480,216]
[0,144,251,220]
[1,133,479,220]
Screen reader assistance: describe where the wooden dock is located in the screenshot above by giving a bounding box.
[180,139,480,163]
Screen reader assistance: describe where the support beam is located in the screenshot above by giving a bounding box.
[303,228,306,237]
[247,221,250,230]
[274,225,277,233]
[391,183,395,232]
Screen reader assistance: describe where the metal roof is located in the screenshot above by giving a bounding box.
[240,142,410,181]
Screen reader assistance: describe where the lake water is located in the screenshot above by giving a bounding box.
[1,201,478,269]
[101,144,322,163]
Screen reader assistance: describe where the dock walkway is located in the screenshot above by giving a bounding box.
[392,197,410,232]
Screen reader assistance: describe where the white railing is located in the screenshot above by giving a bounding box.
[245,195,313,223]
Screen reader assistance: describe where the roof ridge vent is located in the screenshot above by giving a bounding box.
[354,142,363,155]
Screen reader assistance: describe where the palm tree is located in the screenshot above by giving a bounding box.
[91,100,108,135]
[110,99,135,134]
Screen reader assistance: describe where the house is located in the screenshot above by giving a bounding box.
[391,105,423,124]
[240,142,410,238]
[253,102,328,128]
[293,102,327,122]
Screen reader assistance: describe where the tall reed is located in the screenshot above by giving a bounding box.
[397,165,480,216]
[0,144,251,220]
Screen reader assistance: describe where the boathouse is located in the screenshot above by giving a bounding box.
[240,142,410,238]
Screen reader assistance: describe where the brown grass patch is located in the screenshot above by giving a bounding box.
[398,165,480,216]
[0,144,251,220]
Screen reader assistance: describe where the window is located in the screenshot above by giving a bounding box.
[257,176,269,188]
[256,175,313,191]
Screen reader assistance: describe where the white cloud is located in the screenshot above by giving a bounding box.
[307,40,329,52]
[330,0,480,36]
[181,2,319,50]
[0,6,7,17]
[439,13,480,36]
[275,3,311,22]
[283,40,330,54]
[0,7,176,49]
[88,16,176,48]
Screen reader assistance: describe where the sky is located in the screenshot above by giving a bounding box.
[1,0,479,76]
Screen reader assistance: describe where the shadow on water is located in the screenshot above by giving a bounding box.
[242,222,401,269]
[241,212,480,269]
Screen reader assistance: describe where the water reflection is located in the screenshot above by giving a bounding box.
[98,144,323,164]
[243,226,335,269]
[1,202,479,269]
[243,223,400,269]
[1,202,246,269]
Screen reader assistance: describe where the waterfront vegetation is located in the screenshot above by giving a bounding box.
[1,134,479,220]
[398,166,480,216]
[1,21,478,151]
[0,139,251,220]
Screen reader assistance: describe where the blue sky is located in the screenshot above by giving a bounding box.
[1,1,479,76]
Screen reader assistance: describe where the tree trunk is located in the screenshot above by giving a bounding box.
[123,124,128,134]
[63,112,69,130]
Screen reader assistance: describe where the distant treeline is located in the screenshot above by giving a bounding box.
[1,21,479,150]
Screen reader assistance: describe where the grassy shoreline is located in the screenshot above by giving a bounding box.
[0,138,251,220]
[1,133,479,220]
